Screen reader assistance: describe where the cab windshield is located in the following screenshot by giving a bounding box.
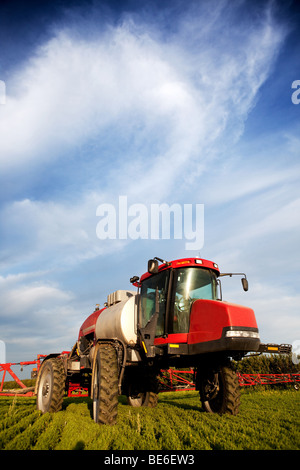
[140,267,217,337]
[172,267,217,333]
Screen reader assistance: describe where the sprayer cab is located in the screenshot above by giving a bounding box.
[136,257,260,360]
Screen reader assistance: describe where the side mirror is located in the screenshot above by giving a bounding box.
[241,277,248,292]
[148,259,158,274]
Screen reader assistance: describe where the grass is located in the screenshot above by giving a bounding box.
[0,388,299,450]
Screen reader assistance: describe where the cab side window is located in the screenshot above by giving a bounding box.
[140,270,170,337]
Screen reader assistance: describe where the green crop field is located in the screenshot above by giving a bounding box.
[0,388,299,451]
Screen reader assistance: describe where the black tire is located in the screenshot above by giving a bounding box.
[127,369,158,408]
[36,358,66,413]
[199,366,241,415]
[92,342,119,425]
[127,390,158,407]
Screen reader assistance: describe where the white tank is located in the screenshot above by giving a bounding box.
[95,290,138,345]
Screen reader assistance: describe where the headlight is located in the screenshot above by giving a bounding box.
[225,330,260,339]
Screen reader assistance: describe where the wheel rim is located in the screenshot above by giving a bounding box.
[206,375,223,412]
[92,351,100,423]
[128,392,147,407]
[200,367,240,415]
[38,366,53,413]
[91,343,119,425]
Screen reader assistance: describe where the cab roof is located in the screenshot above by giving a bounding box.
[139,258,220,284]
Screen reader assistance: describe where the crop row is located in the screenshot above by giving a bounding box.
[0,389,299,450]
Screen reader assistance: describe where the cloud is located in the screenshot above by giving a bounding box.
[0,271,84,359]
[0,1,289,269]
[245,282,300,344]
[201,162,299,207]
[0,1,287,188]
[0,271,73,319]
[1,275,71,309]
[0,193,109,270]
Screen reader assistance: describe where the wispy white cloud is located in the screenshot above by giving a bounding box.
[0,1,287,184]
[0,1,289,265]
[0,271,84,359]
[0,281,72,317]
[0,193,116,270]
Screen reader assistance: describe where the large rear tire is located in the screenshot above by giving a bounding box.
[36,358,66,413]
[199,366,240,415]
[92,342,119,425]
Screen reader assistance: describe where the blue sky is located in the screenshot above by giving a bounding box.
[0,0,300,373]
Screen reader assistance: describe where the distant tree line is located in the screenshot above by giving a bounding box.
[234,353,300,375]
